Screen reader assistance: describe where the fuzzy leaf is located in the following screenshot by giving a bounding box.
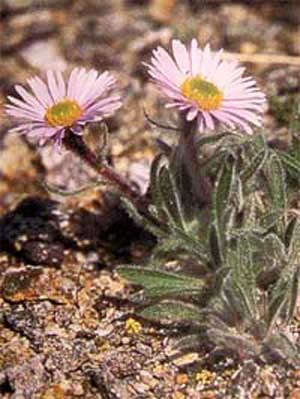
[267,231,300,332]
[255,233,286,281]
[263,151,286,235]
[290,98,300,140]
[118,266,205,297]
[208,328,260,357]
[264,332,300,365]
[227,236,257,319]
[196,131,238,150]
[240,147,268,183]
[286,266,300,324]
[209,223,223,269]
[211,157,237,264]
[285,217,298,249]
[140,300,203,323]
[262,234,286,264]
[279,152,300,178]
[121,197,163,237]
[267,281,289,334]
[152,234,208,265]
[149,153,194,234]
[242,195,258,230]
[287,219,300,265]
[173,334,204,352]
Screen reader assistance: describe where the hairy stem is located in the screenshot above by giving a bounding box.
[63,130,148,211]
[179,117,212,205]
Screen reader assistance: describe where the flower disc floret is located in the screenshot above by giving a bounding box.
[181,76,223,111]
[45,99,82,127]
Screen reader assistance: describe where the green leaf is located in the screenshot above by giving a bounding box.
[148,153,171,223]
[266,243,300,333]
[289,96,300,139]
[161,166,187,231]
[279,152,300,178]
[263,151,287,235]
[262,234,286,264]
[207,328,260,357]
[140,300,203,323]
[267,280,288,334]
[173,334,203,352]
[152,234,208,265]
[240,147,268,183]
[264,332,300,365]
[118,266,205,297]
[285,217,298,249]
[242,194,258,230]
[149,153,191,233]
[212,157,237,264]
[260,210,282,231]
[286,266,300,324]
[209,223,223,269]
[255,234,286,287]
[227,236,258,319]
[196,131,239,150]
[287,219,300,265]
[121,197,164,237]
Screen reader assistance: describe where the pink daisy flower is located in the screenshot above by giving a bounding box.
[5,68,122,148]
[146,39,266,134]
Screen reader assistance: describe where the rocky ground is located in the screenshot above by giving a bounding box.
[0,1,300,398]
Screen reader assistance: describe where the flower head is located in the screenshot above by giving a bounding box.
[146,39,266,134]
[5,68,122,148]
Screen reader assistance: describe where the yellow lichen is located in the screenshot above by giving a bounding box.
[195,369,216,385]
[125,318,142,334]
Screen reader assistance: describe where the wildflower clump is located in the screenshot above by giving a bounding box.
[118,40,300,366]
[5,38,300,368]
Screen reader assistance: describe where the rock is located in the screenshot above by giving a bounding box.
[149,0,176,23]
[175,374,189,385]
[0,135,43,214]
[133,382,150,394]
[2,0,73,14]
[2,268,43,302]
[2,11,57,55]
[292,370,300,380]
[0,197,71,266]
[260,367,277,397]
[3,355,47,399]
[290,389,300,399]
[20,39,67,71]
[127,160,151,194]
[42,384,67,399]
[1,267,69,303]
[140,370,159,389]
[266,67,300,127]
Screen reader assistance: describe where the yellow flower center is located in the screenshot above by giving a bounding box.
[181,75,223,111]
[45,99,82,127]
